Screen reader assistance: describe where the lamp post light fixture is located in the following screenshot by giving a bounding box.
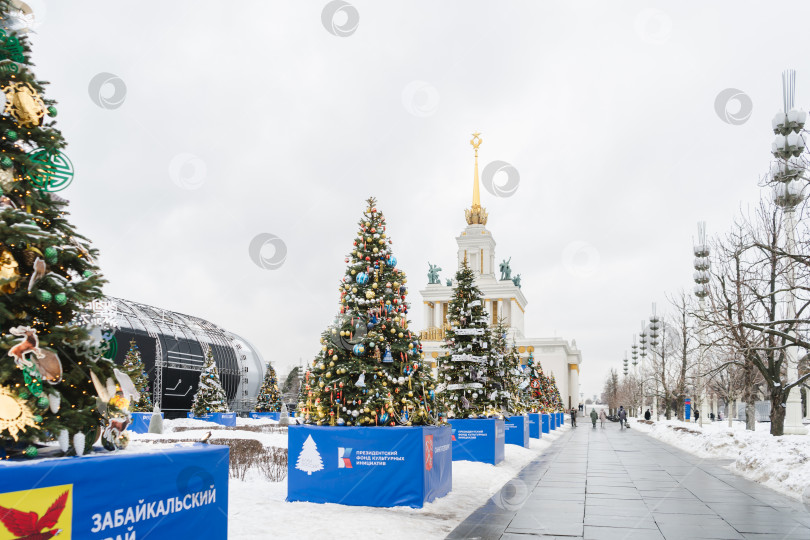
[649,304,661,420]
[771,69,808,435]
[693,221,711,428]
[623,352,629,377]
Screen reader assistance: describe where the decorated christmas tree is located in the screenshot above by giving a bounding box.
[255,362,281,412]
[122,339,152,412]
[548,373,565,412]
[437,260,499,418]
[190,349,229,416]
[524,352,551,412]
[498,331,527,415]
[0,2,130,457]
[305,197,437,426]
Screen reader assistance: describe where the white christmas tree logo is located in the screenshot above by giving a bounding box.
[295,434,324,475]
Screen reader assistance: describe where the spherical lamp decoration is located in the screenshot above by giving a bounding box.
[386,256,397,267]
[356,272,369,285]
[353,343,366,356]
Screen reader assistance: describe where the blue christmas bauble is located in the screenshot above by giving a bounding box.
[387,256,397,267]
[356,272,369,284]
[353,343,366,356]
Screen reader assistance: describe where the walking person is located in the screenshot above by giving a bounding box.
[590,408,598,428]
[570,407,577,427]
[644,409,651,421]
[618,406,627,429]
[599,408,607,428]
[694,409,700,423]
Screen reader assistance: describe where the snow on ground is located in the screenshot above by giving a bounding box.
[631,417,810,501]
[129,419,569,539]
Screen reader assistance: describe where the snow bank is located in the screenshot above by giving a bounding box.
[131,418,570,539]
[631,418,810,500]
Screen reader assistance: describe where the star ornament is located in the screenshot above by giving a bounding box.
[0,385,38,441]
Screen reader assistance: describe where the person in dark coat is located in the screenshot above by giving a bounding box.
[644,409,651,421]
[618,406,627,429]
[590,408,598,428]
[569,408,577,427]
[694,409,700,422]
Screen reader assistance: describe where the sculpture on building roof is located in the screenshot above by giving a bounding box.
[499,257,512,281]
[445,278,452,287]
[427,262,442,284]
[512,274,521,288]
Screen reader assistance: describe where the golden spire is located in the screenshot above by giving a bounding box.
[465,132,488,225]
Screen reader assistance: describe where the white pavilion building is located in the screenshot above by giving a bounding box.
[419,134,583,410]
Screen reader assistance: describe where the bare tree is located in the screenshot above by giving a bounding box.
[705,200,810,435]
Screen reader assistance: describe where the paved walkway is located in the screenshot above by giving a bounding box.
[447,420,810,539]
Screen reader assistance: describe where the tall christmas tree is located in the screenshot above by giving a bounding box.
[0,2,126,457]
[305,197,437,426]
[190,349,229,416]
[437,260,499,418]
[122,339,152,412]
[494,327,526,415]
[255,362,281,412]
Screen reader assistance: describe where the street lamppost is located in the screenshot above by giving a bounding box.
[771,68,808,435]
[631,336,639,415]
[649,304,661,420]
[693,221,710,428]
[639,324,648,415]
[623,352,629,377]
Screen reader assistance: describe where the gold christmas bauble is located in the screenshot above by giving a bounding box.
[0,249,20,294]
[372,283,377,289]
[326,372,332,378]
[332,355,338,361]
[3,82,45,127]
[0,386,37,442]
[398,332,404,338]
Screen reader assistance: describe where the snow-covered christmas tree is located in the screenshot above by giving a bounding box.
[122,339,152,412]
[255,362,281,412]
[190,349,229,416]
[437,260,499,418]
[490,322,526,415]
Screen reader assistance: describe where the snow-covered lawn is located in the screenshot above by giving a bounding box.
[631,417,810,501]
[129,419,569,539]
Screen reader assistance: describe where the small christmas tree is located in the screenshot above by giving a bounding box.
[190,349,229,416]
[501,335,527,415]
[437,260,498,418]
[548,373,565,412]
[295,434,323,475]
[122,339,152,412]
[524,352,551,412]
[255,362,281,412]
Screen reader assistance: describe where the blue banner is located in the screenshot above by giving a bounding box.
[250,412,280,421]
[0,444,228,539]
[287,425,451,508]
[129,412,163,434]
[186,412,237,426]
[557,412,563,427]
[685,398,691,420]
[541,413,550,434]
[527,413,541,439]
[448,418,505,465]
[505,415,530,448]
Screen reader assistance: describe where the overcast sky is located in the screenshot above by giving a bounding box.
[24,1,810,397]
